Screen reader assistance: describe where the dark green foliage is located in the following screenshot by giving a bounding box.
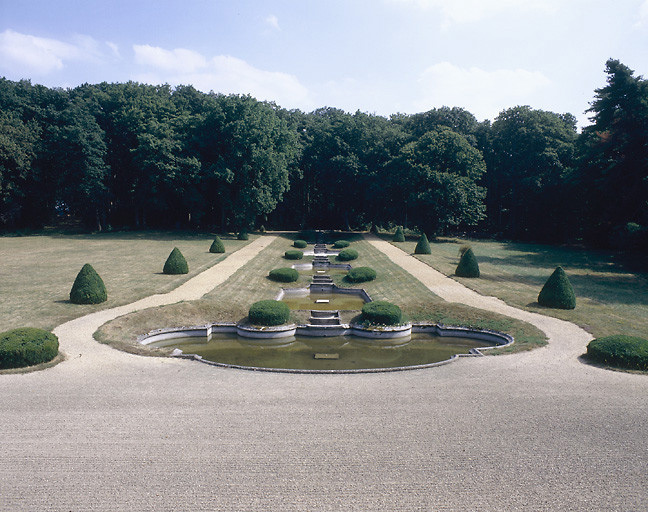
[333,240,350,248]
[538,266,575,309]
[414,233,431,254]
[0,328,59,369]
[587,335,648,370]
[336,248,358,261]
[293,239,307,248]
[258,225,266,233]
[163,247,189,275]
[361,300,403,326]
[393,226,405,242]
[248,300,291,326]
[268,267,299,283]
[370,224,379,235]
[346,267,376,283]
[237,231,249,240]
[455,248,480,278]
[70,263,107,304]
[209,236,225,253]
[284,250,304,260]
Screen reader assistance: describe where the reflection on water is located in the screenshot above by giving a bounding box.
[150,332,491,370]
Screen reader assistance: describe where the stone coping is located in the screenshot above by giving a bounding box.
[275,285,371,303]
[138,322,513,373]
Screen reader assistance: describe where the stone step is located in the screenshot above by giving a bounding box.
[310,310,340,318]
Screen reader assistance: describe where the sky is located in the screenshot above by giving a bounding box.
[1,0,647,128]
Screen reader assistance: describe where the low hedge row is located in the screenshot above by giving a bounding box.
[346,267,376,283]
[336,248,358,261]
[0,328,59,369]
[248,300,291,326]
[333,240,350,248]
[268,267,299,283]
[293,239,308,249]
[586,335,648,370]
[361,300,402,326]
[284,250,304,260]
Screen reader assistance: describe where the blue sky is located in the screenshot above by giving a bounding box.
[1,0,647,127]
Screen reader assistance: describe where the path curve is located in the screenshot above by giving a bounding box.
[52,235,276,370]
[365,234,594,365]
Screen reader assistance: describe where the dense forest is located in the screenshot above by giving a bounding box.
[1,59,646,249]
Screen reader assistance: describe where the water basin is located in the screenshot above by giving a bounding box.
[281,291,367,310]
[150,333,492,371]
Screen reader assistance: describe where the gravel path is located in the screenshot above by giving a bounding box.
[1,234,646,511]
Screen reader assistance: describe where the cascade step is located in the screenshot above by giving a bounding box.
[309,309,341,326]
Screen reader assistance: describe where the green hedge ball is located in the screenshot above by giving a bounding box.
[293,239,307,248]
[336,248,358,261]
[269,267,299,283]
[361,300,403,326]
[248,300,291,326]
[284,250,304,260]
[0,328,59,369]
[333,240,350,248]
[586,335,648,370]
[346,267,377,283]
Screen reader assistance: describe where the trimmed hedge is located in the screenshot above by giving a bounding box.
[70,263,107,304]
[333,240,350,248]
[237,231,249,240]
[163,247,189,275]
[293,239,308,248]
[0,328,59,369]
[455,248,480,278]
[248,300,291,326]
[361,300,403,326]
[393,226,405,242]
[209,236,225,253]
[269,267,299,283]
[414,233,431,254]
[284,250,304,260]
[587,335,648,370]
[346,267,377,283]
[370,224,379,235]
[336,248,358,261]
[538,266,575,309]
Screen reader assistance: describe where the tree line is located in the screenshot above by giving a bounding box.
[1,59,646,249]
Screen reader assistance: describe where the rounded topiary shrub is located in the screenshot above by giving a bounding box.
[346,267,377,283]
[237,231,249,240]
[393,226,405,242]
[268,267,299,283]
[163,247,189,275]
[284,250,304,260]
[336,248,358,261]
[0,328,59,369]
[370,224,379,235]
[333,240,350,249]
[248,300,291,326]
[293,239,307,249]
[209,236,225,253]
[455,248,480,278]
[361,300,403,326]
[586,335,648,370]
[538,266,575,309]
[414,233,431,254]
[70,263,107,304]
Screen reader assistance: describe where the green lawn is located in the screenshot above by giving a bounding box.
[387,234,648,339]
[0,231,254,332]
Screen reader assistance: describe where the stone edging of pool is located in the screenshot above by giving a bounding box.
[137,323,514,374]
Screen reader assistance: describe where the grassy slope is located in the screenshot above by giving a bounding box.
[0,231,254,332]
[387,234,648,339]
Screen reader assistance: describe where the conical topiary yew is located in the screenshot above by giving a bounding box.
[393,226,405,242]
[163,247,189,275]
[414,233,431,254]
[70,263,107,304]
[209,236,225,253]
[538,266,575,309]
[455,248,480,278]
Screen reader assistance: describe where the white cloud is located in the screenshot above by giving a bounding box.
[415,62,552,121]
[0,29,85,74]
[133,45,314,110]
[388,0,556,24]
[635,0,648,27]
[265,14,281,31]
[106,41,120,58]
[134,44,207,73]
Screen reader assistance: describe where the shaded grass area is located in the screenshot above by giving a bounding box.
[97,235,546,354]
[0,231,255,332]
[386,234,648,339]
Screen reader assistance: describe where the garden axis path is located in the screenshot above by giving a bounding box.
[1,234,647,511]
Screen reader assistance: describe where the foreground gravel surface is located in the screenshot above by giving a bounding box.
[1,234,646,511]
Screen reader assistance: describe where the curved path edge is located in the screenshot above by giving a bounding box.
[52,235,276,368]
[364,234,594,365]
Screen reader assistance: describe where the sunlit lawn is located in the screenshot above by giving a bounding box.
[386,234,648,339]
[0,231,254,332]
